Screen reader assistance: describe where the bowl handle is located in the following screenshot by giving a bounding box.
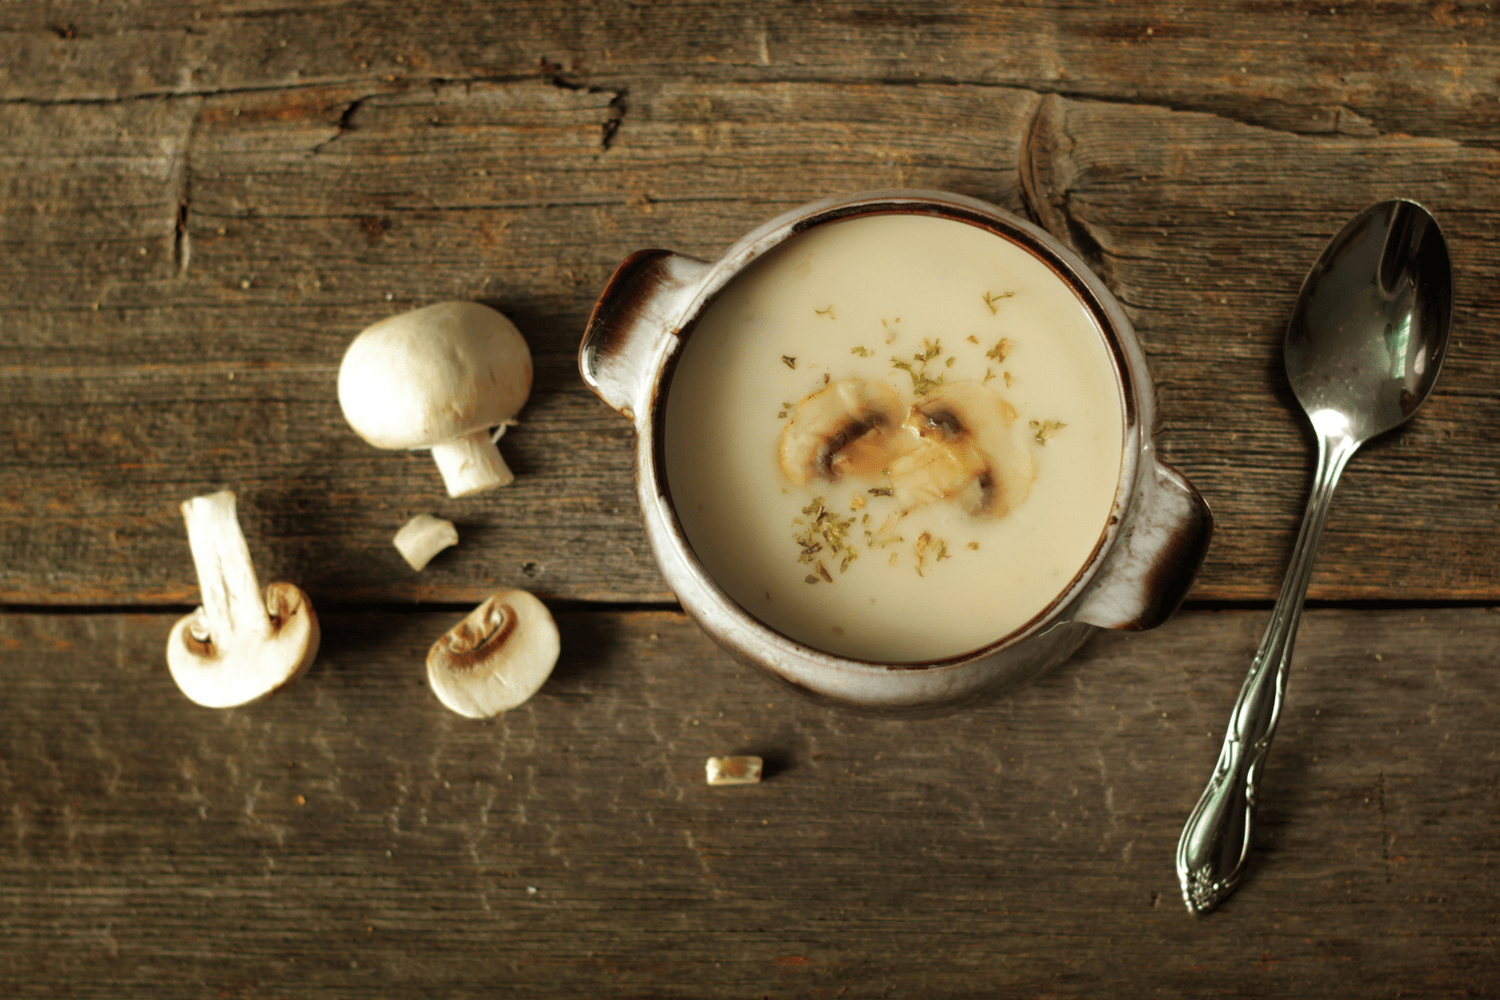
[1072,456,1213,631]
[579,249,711,423]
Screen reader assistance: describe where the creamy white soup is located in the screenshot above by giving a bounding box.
[663,213,1123,662]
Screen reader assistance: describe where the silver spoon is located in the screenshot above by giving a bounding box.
[1175,200,1453,915]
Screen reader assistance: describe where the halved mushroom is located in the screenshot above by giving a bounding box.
[166,490,320,708]
[887,382,1035,518]
[778,378,903,484]
[426,589,560,719]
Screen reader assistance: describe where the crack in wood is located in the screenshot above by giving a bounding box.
[167,102,200,278]
[542,68,629,151]
[173,197,191,276]
[1018,94,1112,281]
[602,88,628,151]
[335,94,365,133]
[309,94,372,155]
[178,193,745,220]
[0,78,380,107]
[8,72,1479,151]
[9,68,1497,160]
[1015,93,1049,227]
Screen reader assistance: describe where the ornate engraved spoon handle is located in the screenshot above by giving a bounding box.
[1176,421,1360,914]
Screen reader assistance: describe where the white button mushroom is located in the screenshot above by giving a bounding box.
[337,301,533,498]
[166,490,320,708]
[426,589,560,719]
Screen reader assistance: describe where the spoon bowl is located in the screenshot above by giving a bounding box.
[1176,200,1453,914]
[1286,200,1452,442]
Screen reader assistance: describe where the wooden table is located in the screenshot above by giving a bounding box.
[4,3,1498,995]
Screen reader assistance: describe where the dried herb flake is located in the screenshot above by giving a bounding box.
[983,290,1015,314]
[892,338,946,396]
[792,497,859,581]
[1029,419,1066,444]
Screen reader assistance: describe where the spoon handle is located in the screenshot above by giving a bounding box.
[1175,419,1360,914]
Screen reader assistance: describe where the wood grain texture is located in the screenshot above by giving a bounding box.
[2,607,1497,997]
[4,1,1495,143]
[1024,94,1500,600]
[1,79,1038,604]
[5,4,1498,996]
[4,70,1498,604]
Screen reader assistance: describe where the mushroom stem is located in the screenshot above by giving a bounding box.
[431,428,514,498]
[181,491,271,644]
[168,490,319,708]
[393,514,459,571]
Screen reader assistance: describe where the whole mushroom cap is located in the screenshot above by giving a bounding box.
[337,301,532,451]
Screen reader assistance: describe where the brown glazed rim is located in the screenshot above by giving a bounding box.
[650,191,1142,672]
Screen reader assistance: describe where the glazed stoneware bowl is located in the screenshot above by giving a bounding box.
[579,189,1212,715]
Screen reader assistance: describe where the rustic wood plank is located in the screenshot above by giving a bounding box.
[3,1,1494,143]
[2,80,1039,605]
[7,79,1500,604]
[2,607,1497,997]
[5,6,1496,997]
[1024,95,1500,601]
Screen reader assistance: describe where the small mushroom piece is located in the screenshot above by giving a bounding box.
[426,589,560,719]
[337,301,533,498]
[778,378,903,484]
[705,756,763,786]
[166,490,320,708]
[887,381,1036,517]
[393,514,459,571]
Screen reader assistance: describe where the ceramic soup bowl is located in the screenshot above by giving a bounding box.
[580,189,1212,714]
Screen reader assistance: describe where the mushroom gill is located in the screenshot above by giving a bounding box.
[777,378,903,485]
[886,382,1036,518]
[426,589,560,719]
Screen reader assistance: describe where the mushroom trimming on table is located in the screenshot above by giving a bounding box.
[705,756,764,786]
[393,513,459,571]
[338,301,533,498]
[166,490,320,708]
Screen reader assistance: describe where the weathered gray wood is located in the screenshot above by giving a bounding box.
[5,76,1498,604]
[1024,94,1500,600]
[4,4,1498,996]
[2,607,1497,997]
[4,1,1496,144]
[1,80,1038,604]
